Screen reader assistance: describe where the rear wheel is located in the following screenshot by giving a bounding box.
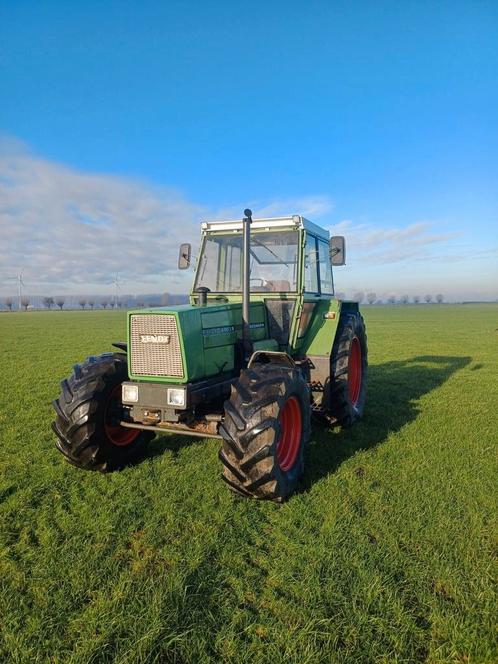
[328,311,368,427]
[219,363,311,501]
[52,353,152,471]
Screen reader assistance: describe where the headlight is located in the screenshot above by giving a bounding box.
[167,388,185,407]
[122,384,139,403]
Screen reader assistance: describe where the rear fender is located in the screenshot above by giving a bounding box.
[303,299,359,408]
[338,300,360,317]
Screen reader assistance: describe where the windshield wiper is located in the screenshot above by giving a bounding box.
[251,237,289,267]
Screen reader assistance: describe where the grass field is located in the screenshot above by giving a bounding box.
[0,305,497,663]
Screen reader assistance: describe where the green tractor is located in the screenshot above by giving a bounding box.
[52,210,367,501]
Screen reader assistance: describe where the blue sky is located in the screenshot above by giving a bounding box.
[1,0,497,300]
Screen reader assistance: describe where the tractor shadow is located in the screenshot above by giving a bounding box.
[303,354,471,491]
[144,431,206,461]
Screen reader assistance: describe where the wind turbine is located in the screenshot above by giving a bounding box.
[18,272,25,310]
[5,271,25,310]
[113,273,124,308]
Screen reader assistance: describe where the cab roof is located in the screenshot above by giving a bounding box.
[201,215,330,241]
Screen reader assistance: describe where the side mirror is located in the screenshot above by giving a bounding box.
[178,243,191,269]
[330,236,346,266]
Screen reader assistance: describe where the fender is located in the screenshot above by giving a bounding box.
[300,299,360,412]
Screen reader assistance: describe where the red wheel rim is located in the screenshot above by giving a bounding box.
[277,396,302,472]
[104,384,140,447]
[348,336,362,407]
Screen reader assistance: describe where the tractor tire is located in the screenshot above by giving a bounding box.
[52,353,152,471]
[219,363,311,501]
[328,311,368,427]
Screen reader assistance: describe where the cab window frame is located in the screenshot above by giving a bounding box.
[317,238,334,296]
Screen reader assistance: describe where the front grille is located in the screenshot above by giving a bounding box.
[130,314,184,377]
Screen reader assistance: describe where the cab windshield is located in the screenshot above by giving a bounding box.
[195,231,299,293]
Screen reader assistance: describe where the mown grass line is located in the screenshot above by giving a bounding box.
[0,306,496,663]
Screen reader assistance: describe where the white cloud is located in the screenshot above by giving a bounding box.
[330,219,462,264]
[0,141,206,294]
[328,218,498,301]
[207,195,334,223]
[1,139,495,301]
[0,141,334,295]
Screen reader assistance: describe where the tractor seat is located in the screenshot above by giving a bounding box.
[266,280,291,292]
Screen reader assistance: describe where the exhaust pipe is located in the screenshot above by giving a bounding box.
[242,208,252,357]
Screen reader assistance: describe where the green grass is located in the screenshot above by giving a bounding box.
[0,305,497,664]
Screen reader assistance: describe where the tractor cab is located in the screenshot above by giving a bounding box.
[189,214,342,298]
[183,215,344,352]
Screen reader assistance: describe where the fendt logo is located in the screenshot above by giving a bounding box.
[140,334,170,344]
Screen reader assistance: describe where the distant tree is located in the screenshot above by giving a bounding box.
[366,292,376,305]
[88,299,95,309]
[136,300,145,308]
[4,297,13,311]
[148,302,156,308]
[79,299,87,309]
[56,298,65,310]
[413,295,420,304]
[101,300,108,309]
[400,295,409,305]
[436,293,444,303]
[335,292,346,301]
[424,294,432,303]
[43,296,54,309]
[21,296,30,311]
[353,291,364,303]
[376,299,383,304]
[387,295,396,304]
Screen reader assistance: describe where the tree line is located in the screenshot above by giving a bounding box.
[333,293,444,304]
[4,292,446,311]
[2,292,188,311]
[3,296,114,311]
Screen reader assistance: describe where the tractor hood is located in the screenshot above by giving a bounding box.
[126,302,267,384]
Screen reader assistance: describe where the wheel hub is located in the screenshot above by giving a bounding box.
[348,336,362,407]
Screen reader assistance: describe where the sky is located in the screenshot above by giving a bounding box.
[1,0,497,301]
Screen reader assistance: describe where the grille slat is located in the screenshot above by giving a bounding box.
[130,315,184,377]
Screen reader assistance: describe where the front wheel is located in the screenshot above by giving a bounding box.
[219,363,311,501]
[52,353,152,471]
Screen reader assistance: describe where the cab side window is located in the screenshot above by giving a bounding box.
[318,240,334,295]
[304,235,319,293]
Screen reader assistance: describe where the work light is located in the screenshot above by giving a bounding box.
[122,384,139,403]
[167,388,185,407]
